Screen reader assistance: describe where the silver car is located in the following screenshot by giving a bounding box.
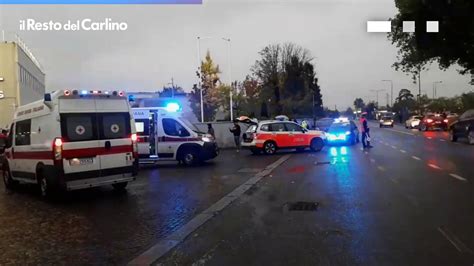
[405,115,423,129]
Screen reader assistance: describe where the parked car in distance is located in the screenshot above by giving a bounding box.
[315,118,334,132]
[241,120,326,155]
[379,116,394,128]
[418,114,448,131]
[405,115,423,129]
[449,109,474,144]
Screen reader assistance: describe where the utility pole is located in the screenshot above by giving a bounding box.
[197,37,204,123]
[370,89,385,107]
[382,80,393,107]
[433,81,442,99]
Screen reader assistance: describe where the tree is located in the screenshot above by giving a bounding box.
[251,42,323,118]
[353,98,365,111]
[159,86,184,97]
[389,0,474,83]
[190,51,222,121]
[365,101,377,119]
[344,107,355,118]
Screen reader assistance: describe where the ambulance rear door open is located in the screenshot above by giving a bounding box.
[133,109,159,160]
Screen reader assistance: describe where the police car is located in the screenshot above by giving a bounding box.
[241,120,326,155]
[1,90,139,198]
[132,104,219,166]
[326,118,360,145]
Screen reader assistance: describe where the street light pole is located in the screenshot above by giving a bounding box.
[197,37,204,123]
[382,80,393,107]
[433,81,442,99]
[222,38,233,121]
[370,89,385,107]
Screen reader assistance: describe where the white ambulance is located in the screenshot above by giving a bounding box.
[1,89,139,197]
[132,105,219,166]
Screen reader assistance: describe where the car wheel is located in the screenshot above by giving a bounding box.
[421,125,427,131]
[250,148,261,155]
[182,149,199,166]
[379,125,382,128]
[263,141,277,155]
[310,138,324,152]
[449,129,458,142]
[468,130,474,145]
[112,182,128,191]
[2,164,16,190]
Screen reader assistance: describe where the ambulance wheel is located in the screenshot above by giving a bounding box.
[37,168,58,199]
[2,164,17,190]
[112,182,128,191]
[183,150,199,166]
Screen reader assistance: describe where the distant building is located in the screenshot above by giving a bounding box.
[127,91,198,122]
[0,35,45,128]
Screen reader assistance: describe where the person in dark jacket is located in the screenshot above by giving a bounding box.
[207,124,215,138]
[229,120,241,152]
[359,113,373,149]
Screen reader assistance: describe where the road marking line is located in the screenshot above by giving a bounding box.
[386,128,415,136]
[377,166,386,172]
[440,139,446,142]
[370,158,375,163]
[438,226,473,254]
[450,173,467,182]
[428,163,442,170]
[364,151,368,155]
[391,145,397,149]
[411,156,421,161]
[360,148,364,151]
[389,177,399,184]
[128,155,291,265]
[400,149,406,153]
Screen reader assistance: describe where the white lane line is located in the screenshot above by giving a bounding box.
[412,156,421,161]
[428,163,442,170]
[400,149,407,153]
[386,128,415,136]
[360,148,364,151]
[389,177,399,184]
[438,226,473,253]
[440,139,446,142]
[450,173,467,182]
[377,166,386,172]
[384,143,389,146]
[369,158,376,163]
[391,145,397,149]
[129,155,291,265]
[364,151,368,155]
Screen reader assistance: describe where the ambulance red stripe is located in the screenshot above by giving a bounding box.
[12,145,133,160]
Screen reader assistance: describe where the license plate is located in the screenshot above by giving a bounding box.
[70,157,94,166]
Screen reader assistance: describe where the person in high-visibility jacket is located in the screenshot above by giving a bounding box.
[301,120,308,129]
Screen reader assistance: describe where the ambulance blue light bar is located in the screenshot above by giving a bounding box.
[166,102,181,112]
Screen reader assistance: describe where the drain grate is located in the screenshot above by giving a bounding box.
[287,201,319,211]
[315,161,331,165]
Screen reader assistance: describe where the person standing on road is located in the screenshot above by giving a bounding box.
[207,123,215,139]
[359,113,373,149]
[229,120,241,152]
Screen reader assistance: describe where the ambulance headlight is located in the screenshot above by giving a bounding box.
[202,134,213,142]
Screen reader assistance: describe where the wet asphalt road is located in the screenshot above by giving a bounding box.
[0,150,281,265]
[157,124,474,266]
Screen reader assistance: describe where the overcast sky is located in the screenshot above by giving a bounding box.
[1,0,473,109]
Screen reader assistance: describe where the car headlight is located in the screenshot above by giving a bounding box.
[345,131,351,135]
[202,134,213,142]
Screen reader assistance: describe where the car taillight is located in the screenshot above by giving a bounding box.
[53,137,62,160]
[443,119,448,123]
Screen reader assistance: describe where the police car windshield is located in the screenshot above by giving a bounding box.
[328,123,350,131]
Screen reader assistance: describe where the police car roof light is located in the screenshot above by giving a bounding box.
[81,90,88,95]
[166,102,180,112]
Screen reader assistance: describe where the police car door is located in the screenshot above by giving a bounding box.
[158,117,191,159]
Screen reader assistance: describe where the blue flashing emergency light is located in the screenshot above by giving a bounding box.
[166,102,180,112]
[128,94,135,102]
[81,90,88,95]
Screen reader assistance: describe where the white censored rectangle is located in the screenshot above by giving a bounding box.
[427,21,439,32]
[367,21,391,32]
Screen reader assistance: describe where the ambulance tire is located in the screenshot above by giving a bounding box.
[182,149,200,166]
[112,182,128,191]
[37,167,59,199]
[2,163,18,190]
